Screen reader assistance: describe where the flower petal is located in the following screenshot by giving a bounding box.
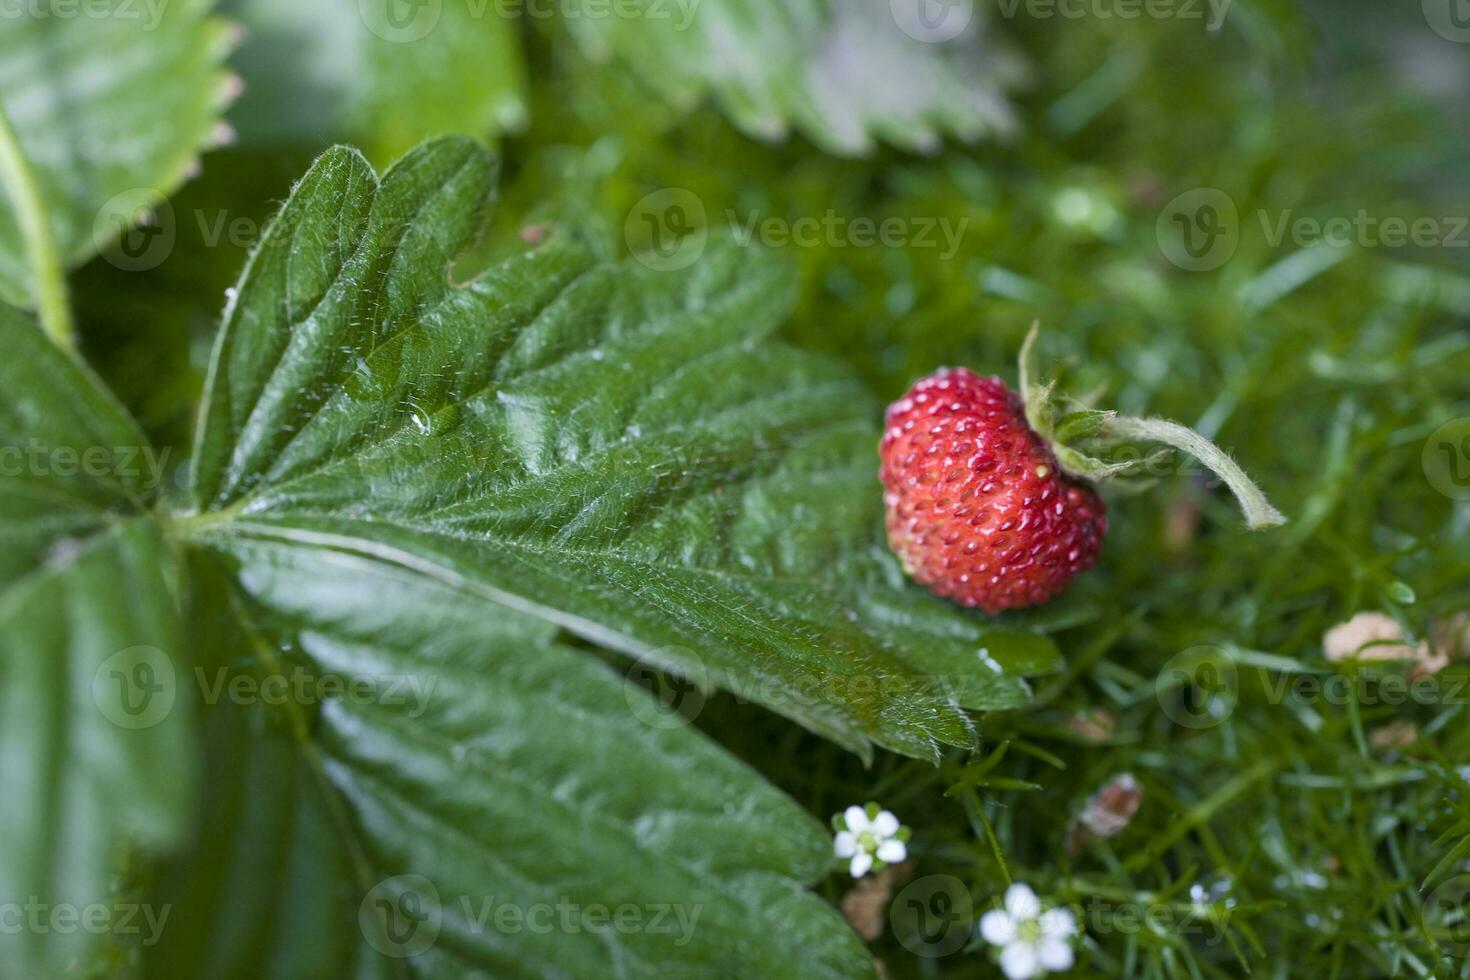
[1037,937,1075,972]
[999,940,1039,980]
[833,831,858,858]
[849,851,873,878]
[871,810,900,838]
[979,909,1017,946]
[1005,883,1041,921]
[1040,906,1076,939]
[844,805,870,834]
[876,839,906,864]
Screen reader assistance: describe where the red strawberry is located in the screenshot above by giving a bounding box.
[879,368,1107,613]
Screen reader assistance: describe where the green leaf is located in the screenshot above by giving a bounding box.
[559,0,1020,156]
[0,305,191,977]
[182,137,1059,763]
[143,538,874,978]
[225,0,527,163]
[0,0,236,308]
[142,677,369,979]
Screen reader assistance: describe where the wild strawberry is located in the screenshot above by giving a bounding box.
[880,369,1106,613]
[880,328,1285,613]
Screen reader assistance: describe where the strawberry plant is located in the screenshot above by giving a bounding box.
[1,1,1467,978]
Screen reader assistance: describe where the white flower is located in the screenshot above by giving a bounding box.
[832,804,908,878]
[979,884,1077,979]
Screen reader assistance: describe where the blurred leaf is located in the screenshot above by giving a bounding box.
[0,305,191,977]
[183,138,1058,761]
[0,0,236,308]
[559,0,1021,156]
[225,0,527,163]
[143,542,874,978]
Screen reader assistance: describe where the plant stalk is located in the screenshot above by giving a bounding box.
[1103,415,1286,529]
[0,102,75,352]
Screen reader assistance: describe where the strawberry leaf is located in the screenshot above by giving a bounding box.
[0,0,236,310]
[142,541,874,978]
[559,0,1020,156]
[226,0,527,163]
[0,305,192,977]
[183,137,1060,763]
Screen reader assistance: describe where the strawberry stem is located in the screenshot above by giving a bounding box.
[0,103,75,352]
[1100,415,1286,529]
